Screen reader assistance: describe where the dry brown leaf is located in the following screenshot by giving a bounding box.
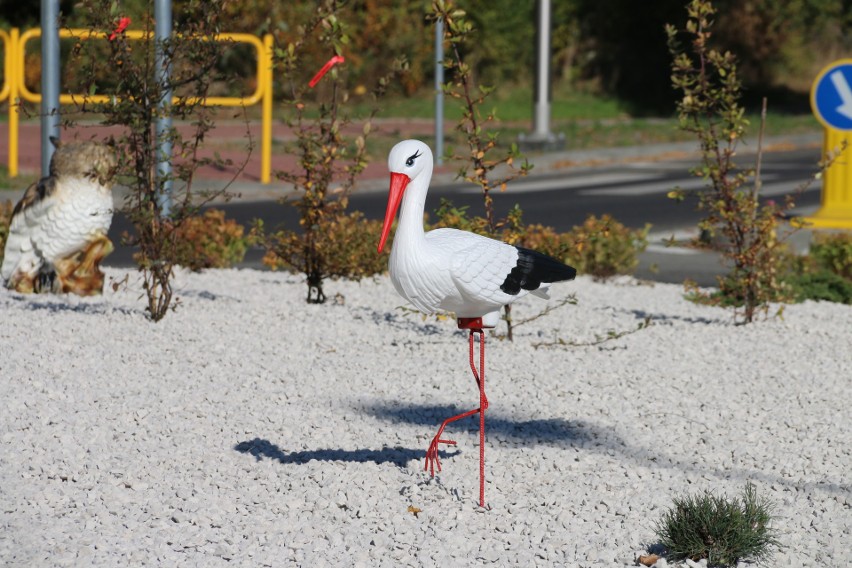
[636,553,660,566]
[407,505,422,517]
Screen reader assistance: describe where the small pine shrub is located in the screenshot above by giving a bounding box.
[655,483,780,567]
[169,209,248,271]
[0,200,13,266]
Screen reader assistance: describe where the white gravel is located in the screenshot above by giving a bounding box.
[1,268,849,567]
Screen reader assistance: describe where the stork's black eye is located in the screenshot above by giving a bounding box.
[405,150,422,167]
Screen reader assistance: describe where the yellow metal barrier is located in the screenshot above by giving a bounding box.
[1,28,20,177]
[0,29,10,103]
[4,27,273,183]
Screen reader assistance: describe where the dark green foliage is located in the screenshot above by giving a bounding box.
[784,269,852,304]
[809,232,852,280]
[655,483,780,567]
[780,232,852,304]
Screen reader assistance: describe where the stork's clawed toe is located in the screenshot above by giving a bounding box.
[424,434,456,477]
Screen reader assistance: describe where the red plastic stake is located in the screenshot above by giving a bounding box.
[109,17,131,41]
[308,55,345,88]
[469,330,487,508]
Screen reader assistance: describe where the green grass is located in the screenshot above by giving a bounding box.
[357,85,628,122]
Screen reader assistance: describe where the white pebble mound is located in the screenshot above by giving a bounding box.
[1,268,849,567]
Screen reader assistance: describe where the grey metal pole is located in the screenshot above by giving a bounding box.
[434,18,444,166]
[519,0,562,151]
[40,0,61,176]
[532,0,551,140]
[155,0,173,216]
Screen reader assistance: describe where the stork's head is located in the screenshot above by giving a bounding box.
[378,140,433,253]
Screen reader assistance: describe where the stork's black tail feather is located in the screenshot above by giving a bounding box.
[500,247,577,295]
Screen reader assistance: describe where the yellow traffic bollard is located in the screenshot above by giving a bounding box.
[807,59,852,229]
[804,128,852,229]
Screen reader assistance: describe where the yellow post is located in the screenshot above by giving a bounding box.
[261,33,273,184]
[8,27,20,178]
[803,128,852,229]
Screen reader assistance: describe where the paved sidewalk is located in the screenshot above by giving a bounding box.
[1,118,822,203]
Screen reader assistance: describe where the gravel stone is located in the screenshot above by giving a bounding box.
[0,269,849,567]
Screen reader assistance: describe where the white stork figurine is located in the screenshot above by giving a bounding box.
[378,139,577,507]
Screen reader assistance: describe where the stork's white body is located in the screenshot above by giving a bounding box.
[380,140,568,327]
[378,139,576,507]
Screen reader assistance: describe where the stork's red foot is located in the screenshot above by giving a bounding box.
[424,427,456,477]
[423,406,481,477]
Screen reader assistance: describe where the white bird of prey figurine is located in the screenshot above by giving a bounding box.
[378,139,576,507]
[1,138,117,295]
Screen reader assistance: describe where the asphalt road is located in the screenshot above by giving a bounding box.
[106,146,825,286]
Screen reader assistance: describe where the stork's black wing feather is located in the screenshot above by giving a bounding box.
[500,247,577,295]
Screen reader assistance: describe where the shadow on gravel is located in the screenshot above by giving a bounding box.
[627,308,727,325]
[234,437,452,467]
[361,403,613,448]
[9,297,139,316]
[362,403,851,496]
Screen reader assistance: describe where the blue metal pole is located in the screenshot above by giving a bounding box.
[155,0,173,216]
[434,18,444,166]
[40,0,61,175]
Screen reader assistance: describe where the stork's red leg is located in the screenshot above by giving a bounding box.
[424,328,489,508]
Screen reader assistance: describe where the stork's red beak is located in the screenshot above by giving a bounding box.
[378,172,410,253]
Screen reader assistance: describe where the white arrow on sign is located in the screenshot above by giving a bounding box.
[830,70,852,120]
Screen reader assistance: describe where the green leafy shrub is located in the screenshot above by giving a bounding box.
[785,270,852,304]
[169,209,248,271]
[0,200,12,266]
[258,211,388,302]
[810,232,852,280]
[561,214,649,281]
[778,233,852,304]
[655,483,780,567]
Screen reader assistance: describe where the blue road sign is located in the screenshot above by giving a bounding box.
[812,59,852,131]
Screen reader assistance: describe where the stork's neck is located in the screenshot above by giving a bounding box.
[395,166,432,247]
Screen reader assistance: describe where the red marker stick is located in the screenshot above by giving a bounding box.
[308,55,345,88]
[109,17,131,41]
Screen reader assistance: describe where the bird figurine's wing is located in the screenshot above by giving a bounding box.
[447,233,522,305]
[443,229,577,306]
[1,177,58,285]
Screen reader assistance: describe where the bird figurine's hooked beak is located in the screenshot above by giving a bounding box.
[378,172,410,253]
